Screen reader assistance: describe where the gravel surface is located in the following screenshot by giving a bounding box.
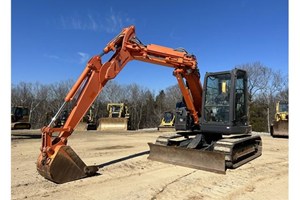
[11,130,288,200]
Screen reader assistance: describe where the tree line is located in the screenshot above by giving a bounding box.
[237,62,288,132]
[11,79,182,130]
[11,62,288,132]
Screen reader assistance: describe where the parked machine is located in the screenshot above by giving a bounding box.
[74,106,98,131]
[270,101,288,137]
[98,103,130,131]
[53,110,69,128]
[157,111,175,131]
[85,106,99,130]
[11,106,31,130]
[36,26,262,183]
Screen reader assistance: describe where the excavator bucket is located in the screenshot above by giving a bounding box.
[271,120,289,137]
[37,145,98,184]
[148,143,226,174]
[98,118,128,131]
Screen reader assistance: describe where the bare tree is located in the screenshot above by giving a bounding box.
[11,82,34,107]
[141,90,157,128]
[125,84,148,129]
[47,79,74,111]
[165,84,182,111]
[236,62,288,132]
[29,83,50,127]
[99,81,127,103]
[236,62,272,102]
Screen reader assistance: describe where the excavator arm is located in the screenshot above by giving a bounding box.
[37,25,203,183]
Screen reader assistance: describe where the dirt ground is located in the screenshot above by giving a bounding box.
[11,129,288,200]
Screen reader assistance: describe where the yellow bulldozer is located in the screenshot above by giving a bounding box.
[157,111,175,131]
[11,106,31,130]
[98,103,130,131]
[270,101,288,137]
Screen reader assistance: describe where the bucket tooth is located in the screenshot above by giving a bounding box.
[37,145,98,184]
[148,143,225,174]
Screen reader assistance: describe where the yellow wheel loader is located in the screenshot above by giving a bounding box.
[157,111,176,132]
[11,106,31,130]
[270,101,288,137]
[98,103,130,131]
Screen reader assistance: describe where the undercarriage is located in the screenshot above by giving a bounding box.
[148,132,262,173]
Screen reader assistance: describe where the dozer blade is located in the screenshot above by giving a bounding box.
[98,118,128,131]
[157,126,176,132]
[148,143,225,174]
[37,145,98,184]
[272,121,288,137]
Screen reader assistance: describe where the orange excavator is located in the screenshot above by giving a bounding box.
[37,26,262,183]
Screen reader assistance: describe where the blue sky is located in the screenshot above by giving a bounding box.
[12,0,288,93]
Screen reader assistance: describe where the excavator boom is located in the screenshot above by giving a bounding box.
[37,26,203,183]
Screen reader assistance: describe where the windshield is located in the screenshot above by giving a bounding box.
[234,70,247,125]
[111,106,121,113]
[164,112,174,123]
[11,107,29,116]
[279,103,288,112]
[204,73,231,123]
[11,107,16,114]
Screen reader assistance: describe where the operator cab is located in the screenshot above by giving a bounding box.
[278,101,288,113]
[163,112,174,123]
[110,105,122,118]
[201,68,251,135]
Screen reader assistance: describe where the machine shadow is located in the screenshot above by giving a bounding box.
[11,134,42,140]
[96,150,150,169]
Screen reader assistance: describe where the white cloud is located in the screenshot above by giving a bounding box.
[60,15,88,30]
[77,52,90,64]
[44,53,60,60]
[58,9,135,33]
[88,14,98,31]
[103,7,124,33]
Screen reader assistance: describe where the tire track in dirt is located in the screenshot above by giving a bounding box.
[155,159,288,200]
[11,158,170,200]
[147,136,288,200]
[150,170,197,200]
[11,133,288,200]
